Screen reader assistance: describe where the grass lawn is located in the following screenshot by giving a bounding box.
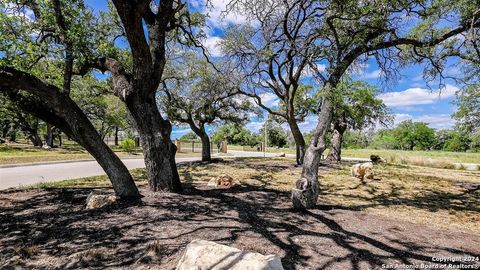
[230,145,480,169]
[28,157,480,234]
[342,148,480,165]
[0,143,200,165]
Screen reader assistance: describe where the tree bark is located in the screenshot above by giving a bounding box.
[287,119,306,165]
[28,132,43,147]
[0,68,140,198]
[199,130,211,162]
[45,123,54,147]
[326,122,347,162]
[114,126,119,146]
[187,120,211,162]
[16,118,43,147]
[126,93,182,192]
[8,124,17,142]
[292,90,334,210]
[1,122,10,139]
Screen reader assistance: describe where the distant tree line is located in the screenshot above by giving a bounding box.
[338,121,480,152]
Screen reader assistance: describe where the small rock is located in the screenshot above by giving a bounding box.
[86,192,118,209]
[207,174,240,188]
[370,155,386,163]
[277,152,286,157]
[351,162,375,181]
[176,240,284,270]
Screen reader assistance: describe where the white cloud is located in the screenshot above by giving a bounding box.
[245,121,263,132]
[394,113,455,130]
[297,115,318,133]
[358,69,383,79]
[3,3,34,21]
[302,64,327,78]
[378,84,458,107]
[257,92,279,108]
[204,0,248,26]
[203,35,223,57]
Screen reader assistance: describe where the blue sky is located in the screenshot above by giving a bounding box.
[85,0,460,138]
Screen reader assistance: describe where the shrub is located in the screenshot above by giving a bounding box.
[119,138,136,153]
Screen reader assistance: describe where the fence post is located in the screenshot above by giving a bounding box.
[134,137,140,147]
[174,139,181,153]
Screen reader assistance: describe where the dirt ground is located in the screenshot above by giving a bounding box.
[1,159,479,269]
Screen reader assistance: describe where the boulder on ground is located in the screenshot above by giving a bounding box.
[86,192,118,209]
[351,162,375,181]
[370,155,386,163]
[277,152,286,157]
[42,145,51,149]
[176,239,284,270]
[207,174,240,188]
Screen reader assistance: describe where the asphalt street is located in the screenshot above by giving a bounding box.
[0,151,282,190]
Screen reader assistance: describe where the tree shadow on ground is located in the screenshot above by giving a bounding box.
[319,167,480,214]
[1,181,479,270]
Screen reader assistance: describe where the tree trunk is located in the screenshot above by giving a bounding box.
[1,121,10,139]
[45,123,54,147]
[78,124,140,198]
[199,131,211,162]
[29,133,43,147]
[0,68,140,198]
[126,94,182,193]
[8,125,17,142]
[44,103,139,198]
[114,126,119,146]
[287,119,306,165]
[48,103,140,198]
[292,93,334,210]
[187,120,211,162]
[18,119,43,147]
[326,122,347,162]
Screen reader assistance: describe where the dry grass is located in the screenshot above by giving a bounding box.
[179,158,480,233]
[342,149,480,166]
[22,157,480,234]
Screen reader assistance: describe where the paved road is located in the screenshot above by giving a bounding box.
[5,150,474,190]
[0,151,280,190]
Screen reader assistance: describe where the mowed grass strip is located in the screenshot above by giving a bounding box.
[22,157,480,234]
[228,146,480,169]
[341,149,480,166]
[0,144,201,165]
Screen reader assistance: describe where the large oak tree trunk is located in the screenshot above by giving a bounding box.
[19,119,43,147]
[24,97,139,198]
[326,122,347,162]
[28,133,43,147]
[126,93,182,192]
[0,68,140,198]
[199,131,211,162]
[187,121,211,162]
[45,123,54,147]
[292,93,334,210]
[287,119,306,165]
